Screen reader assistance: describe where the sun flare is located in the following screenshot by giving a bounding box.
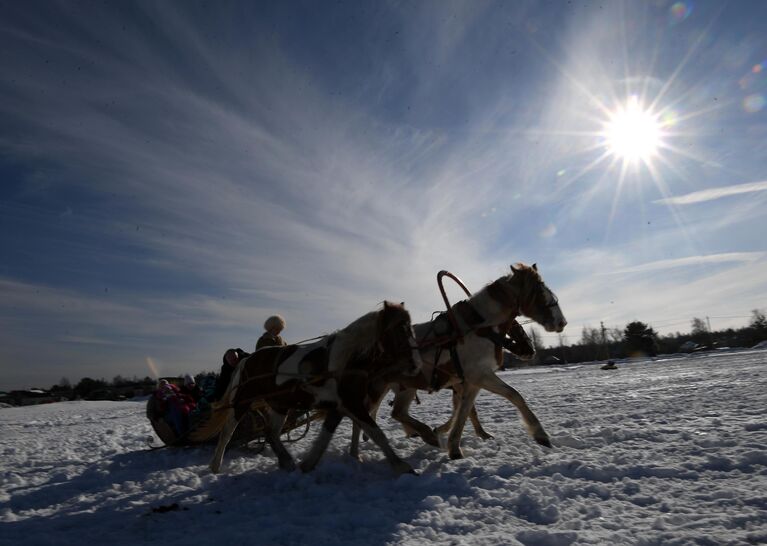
[603,96,663,164]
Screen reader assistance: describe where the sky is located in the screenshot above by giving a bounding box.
[1,0,766,390]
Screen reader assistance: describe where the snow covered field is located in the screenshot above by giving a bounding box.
[2,351,766,546]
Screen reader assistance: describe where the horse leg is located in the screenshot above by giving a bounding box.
[300,409,344,472]
[346,406,414,474]
[350,421,362,461]
[476,373,551,448]
[435,387,460,435]
[469,402,494,440]
[209,410,239,473]
[390,388,439,447]
[339,376,414,474]
[447,384,481,460]
[263,410,296,471]
[350,385,386,461]
[438,386,493,439]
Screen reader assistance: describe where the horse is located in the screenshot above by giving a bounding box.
[350,316,535,454]
[350,263,566,460]
[193,301,424,474]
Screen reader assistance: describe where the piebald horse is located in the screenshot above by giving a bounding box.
[351,263,566,460]
[194,302,423,474]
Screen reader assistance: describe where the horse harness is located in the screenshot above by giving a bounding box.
[420,270,531,391]
[228,333,415,411]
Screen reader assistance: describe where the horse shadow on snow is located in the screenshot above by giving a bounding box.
[2,443,478,546]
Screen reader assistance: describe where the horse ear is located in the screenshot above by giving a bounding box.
[510,264,518,274]
[532,263,538,271]
[400,301,405,307]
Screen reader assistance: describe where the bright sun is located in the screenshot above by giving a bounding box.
[603,96,663,164]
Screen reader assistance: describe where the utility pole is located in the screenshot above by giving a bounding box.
[706,316,712,332]
[600,321,609,360]
[558,333,567,363]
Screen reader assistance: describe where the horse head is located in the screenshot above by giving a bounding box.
[376,301,423,376]
[508,263,567,333]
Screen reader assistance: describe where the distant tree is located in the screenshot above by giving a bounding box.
[528,327,544,350]
[607,327,623,344]
[750,309,767,330]
[580,326,601,346]
[691,317,708,335]
[623,321,659,356]
[74,377,108,398]
[578,326,602,360]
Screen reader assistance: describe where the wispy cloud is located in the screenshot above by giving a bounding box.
[609,252,765,274]
[654,181,767,205]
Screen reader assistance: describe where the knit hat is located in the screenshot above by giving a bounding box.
[264,315,286,331]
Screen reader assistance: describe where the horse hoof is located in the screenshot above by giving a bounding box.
[280,460,297,472]
[407,468,419,476]
[448,449,464,460]
[394,462,415,475]
[535,435,553,448]
[478,432,494,441]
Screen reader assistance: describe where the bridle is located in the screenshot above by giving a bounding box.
[375,316,421,378]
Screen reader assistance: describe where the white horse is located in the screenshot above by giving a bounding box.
[351,263,566,460]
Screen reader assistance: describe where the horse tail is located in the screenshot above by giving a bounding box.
[188,401,230,442]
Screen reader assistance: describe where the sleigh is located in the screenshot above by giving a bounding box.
[146,377,318,450]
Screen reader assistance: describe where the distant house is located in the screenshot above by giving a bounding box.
[679,341,699,353]
[0,391,12,406]
[4,389,57,406]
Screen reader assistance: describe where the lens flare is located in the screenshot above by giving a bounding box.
[743,94,766,113]
[661,110,678,128]
[145,356,160,379]
[669,2,693,25]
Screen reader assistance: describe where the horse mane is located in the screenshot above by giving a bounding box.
[329,301,409,372]
[461,262,541,322]
[328,309,382,372]
[490,263,541,291]
[510,262,540,281]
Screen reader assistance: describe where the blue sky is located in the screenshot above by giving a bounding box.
[1,1,765,390]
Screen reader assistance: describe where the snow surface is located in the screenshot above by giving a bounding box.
[2,351,766,546]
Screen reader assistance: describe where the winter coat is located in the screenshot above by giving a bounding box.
[213,348,250,401]
[256,333,287,351]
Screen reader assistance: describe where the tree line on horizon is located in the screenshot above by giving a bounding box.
[526,309,767,365]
